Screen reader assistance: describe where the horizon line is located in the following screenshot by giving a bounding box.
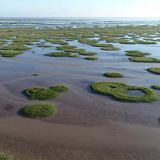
[0,17,160,19]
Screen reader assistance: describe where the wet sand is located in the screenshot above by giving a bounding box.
[0,40,160,159]
[0,117,160,160]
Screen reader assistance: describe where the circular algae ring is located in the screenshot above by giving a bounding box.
[91,82,157,103]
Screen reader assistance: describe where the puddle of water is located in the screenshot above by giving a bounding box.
[126,90,145,96]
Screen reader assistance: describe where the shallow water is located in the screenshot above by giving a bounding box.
[126,90,145,96]
[0,36,160,127]
[1,19,160,160]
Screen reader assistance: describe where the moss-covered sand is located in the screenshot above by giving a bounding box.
[0,25,159,58]
[24,85,69,100]
[47,52,79,57]
[151,85,160,90]
[135,40,157,44]
[91,82,157,103]
[56,45,77,51]
[104,72,124,78]
[22,104,58,118]
[0,50,23,57]
[56,45,97,56]
[147,68,160,75]
[126,50,151,57]
[129,57,160,63]
[119,39,136,44]
[79,51,97,56]
[0,153,14,160]
[47,39,68,45]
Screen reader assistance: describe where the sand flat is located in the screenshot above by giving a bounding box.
[0,26,160,160]
[0,117,160,160]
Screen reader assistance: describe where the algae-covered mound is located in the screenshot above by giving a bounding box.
[47,39,68,45]
[24,85,69,100]
[135,40,157,44]
[118,39,136,44]
[129,57,160,63]
[22,104,58,118]
[126,50,151,57]
[104,72,124,78]
[56,45,97,56]
[56,45,77,50]
[147,68,160,75]
[47,52,78,57]
[151,85,160,90]
[0,50,22,57]
[79,50,97,56]
[85,56,98,60]
[0,153,14,160]
[91,82,157,103]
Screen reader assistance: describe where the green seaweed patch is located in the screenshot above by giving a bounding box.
[118,39,136,44]
[151,85,160,90]
[147,68,160,75]
[50,85,69,92]
[47,39,68,45]
[56,47,97,56]
[78,38,98,45]
[101,37,118,43]
[104,72,124,78]
[91,82,157,103]
[92,43,113,47]
[24,85,69,100]
[92,43,120,51]
[79,50,97,56]
[126,50,151,57]
[101,46,120,51]
[47,52,79,57]
[56,45,77,50]
[0,153,14,160]
[135,40,157,44]
[129,57,160,63]
[62,48,85,53]
[85,56,98,60]
[22,104,58,118]
[1,43,31,51]
[0,50,22,57]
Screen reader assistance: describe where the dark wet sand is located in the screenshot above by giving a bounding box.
[0,117,160,160]
[0,41,160,159]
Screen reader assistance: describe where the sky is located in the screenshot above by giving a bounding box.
[0,0,160,17]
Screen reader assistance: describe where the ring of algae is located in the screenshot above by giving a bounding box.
[91,82,157,103]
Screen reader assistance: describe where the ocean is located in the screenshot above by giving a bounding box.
[0,17,160,28]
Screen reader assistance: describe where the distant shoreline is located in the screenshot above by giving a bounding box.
[0,18,160,28]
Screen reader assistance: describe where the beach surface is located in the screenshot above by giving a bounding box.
[0,26,160,160]
[0,117,160,160]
